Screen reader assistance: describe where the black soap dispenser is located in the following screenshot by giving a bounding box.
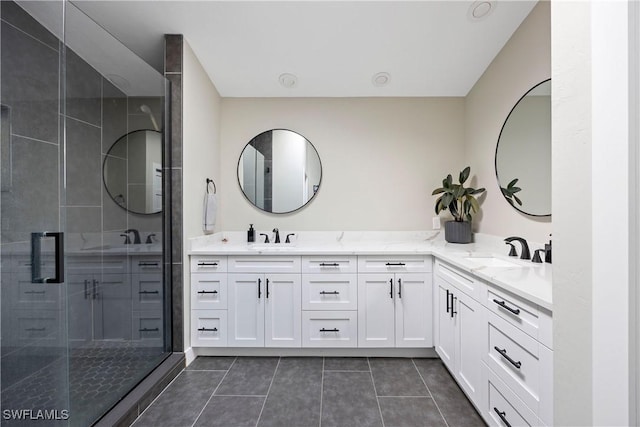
[545,235,552,264]
[248,224,255,243]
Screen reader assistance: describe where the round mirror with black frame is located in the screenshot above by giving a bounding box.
[495,79,551,217]
[103,129,162,215]
[237,129,322,214]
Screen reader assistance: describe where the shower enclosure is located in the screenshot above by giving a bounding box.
[0,1,171,425]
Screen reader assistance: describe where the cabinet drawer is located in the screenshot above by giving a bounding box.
[67,256,128,275]
[13,309,62,345]
[132,273,163,311]
[302,274,357,310]
[435,260,480,299]
[191,256,228,273]
[486,286,552,349]
[302,311,357,347]
[14,279,62,310]
[486,311,549,417]
[358,255,431,273]
[228,256,301,273]
[483,364,538,427]
[192,274,227,310]
[302,256,357,274]
[132,256,162,273]
[132,311,164,346]
[192,310,227,347]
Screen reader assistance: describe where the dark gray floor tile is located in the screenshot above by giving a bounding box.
[133,370,224,427]
[370,358,428,396]
[258,357,322,427]
[379,397,446,427]
[215,357,279,396]
[187,356,236,371]
[324,357,370,371]
[321,371,382,427]
[413,359,485,427]
[194,395,264,427]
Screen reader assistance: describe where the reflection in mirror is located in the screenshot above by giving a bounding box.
[495,79,551,217]
[103,129,162,215]
[238,129,322,213]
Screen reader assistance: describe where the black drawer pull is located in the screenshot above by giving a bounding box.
[320,291,340,295]
[320,328,339,332]
[197,290,218,294]
[494,346,522,369]
[139,290,160,294]
[493,408,512,427]
[198,327,218,332]
[398,278,402,298]
[139,327,159,332]
[25,327,46,332]
[198,262,218,267]
[446,289,451,313]
[25,290,46,295]
[319,262,339,267]
[385,262,406,266]
[493,299,521,315]
[138,262,159,267]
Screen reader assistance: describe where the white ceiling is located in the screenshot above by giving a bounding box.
[72,1,537,98]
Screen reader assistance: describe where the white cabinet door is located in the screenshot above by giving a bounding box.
[358,274,395,347]
[435,282,456,371]
[395,273,432,348]
[454,290,483,406]
[265,274,301,347]
[228,274,265,347]
[67,274,93,344]
[96,274,131,341]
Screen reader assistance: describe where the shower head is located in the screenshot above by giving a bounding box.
[139,104,160,132]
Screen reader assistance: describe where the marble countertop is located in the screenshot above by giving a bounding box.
[189,231,552,311]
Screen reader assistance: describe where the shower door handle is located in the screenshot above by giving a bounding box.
[31,232,64,283]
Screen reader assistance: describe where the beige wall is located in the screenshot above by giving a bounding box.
[182,39,222,349]
[218,97,464,232]
[464,1,551,243]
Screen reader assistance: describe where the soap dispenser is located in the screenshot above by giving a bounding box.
[247,224,255,243]
[544,235,552,264]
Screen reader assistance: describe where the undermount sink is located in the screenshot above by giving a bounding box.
[463,256,523,268]
[249,244,296,251]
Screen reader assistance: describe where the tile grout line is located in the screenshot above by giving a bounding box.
[190,356,238,427]
[319,357,325,427]
[133,367,190,425]
[412,358,450,427]
[367,357,386,427]
[254,356,281,427]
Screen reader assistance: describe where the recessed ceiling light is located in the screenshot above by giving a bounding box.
[468,1,495,21]
[279,73,298,88]
[372,72,390,87]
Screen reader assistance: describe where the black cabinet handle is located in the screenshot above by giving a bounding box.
[139,290,160,294]
[320,291,340,295]
[493,299,521,315]
[493,408,512,427]
[451,295,457,318]
[84,279,90,299]
[320,328,339,332]
[266,278,270,298]
[139,328,159,332]
[198,327,218,332]
[319,262,339,267]
[389,278,393,298]
[197,262,218,267]
[258,278,262,299]
[25,327,46,332]
[385,262,406,266]
[92,279,99,300]
[138,262,159,267]
[197,290,218,294]
[31,231,64,283]
[25,290,46,295]
[398,278,402,298]
[446,289,451,313]
[494,346,522,369]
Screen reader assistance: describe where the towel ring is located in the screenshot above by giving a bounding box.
[206,178,217,194]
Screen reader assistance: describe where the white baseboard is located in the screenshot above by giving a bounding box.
[191,347,438,358]
[184,347,196,366]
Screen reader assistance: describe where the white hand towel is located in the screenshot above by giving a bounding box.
[203,192,217,234]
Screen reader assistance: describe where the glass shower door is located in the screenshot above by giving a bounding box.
[0,1,70,426]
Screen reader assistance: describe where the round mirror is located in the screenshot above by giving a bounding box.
[495,79,551,217]
[103,129,162,215]
[238,129,322,214]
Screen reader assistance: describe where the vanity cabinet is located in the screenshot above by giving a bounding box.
[357,256,432,348]
[227,256,302,348]
[434,260,483,407]
[191,255,228,347]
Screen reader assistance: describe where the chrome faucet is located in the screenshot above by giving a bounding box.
[125,229,141,244]
[273,228,280,243]
[504,236,531,260]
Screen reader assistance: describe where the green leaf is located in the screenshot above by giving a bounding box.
[459,166,470,184]
[445,174,453,187]
[469,196,480,213]
[507,178,519,189]
[513,194,523,206]
[432,187,445,195]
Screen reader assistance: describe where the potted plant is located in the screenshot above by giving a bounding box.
[432,166,486,243]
